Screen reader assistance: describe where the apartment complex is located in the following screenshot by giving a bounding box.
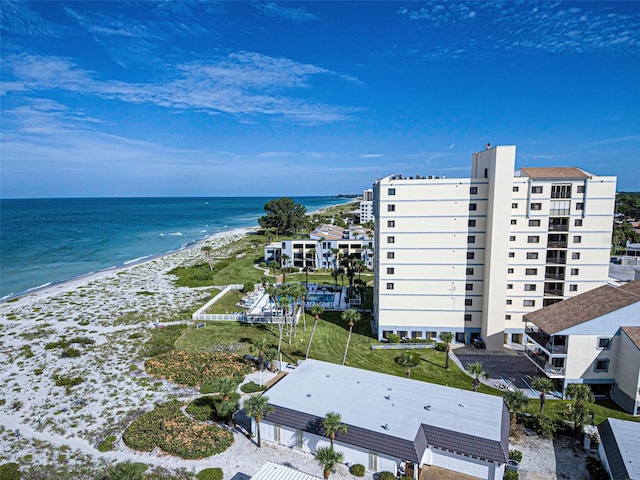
[360,188,374,223]
[373,146,616,350]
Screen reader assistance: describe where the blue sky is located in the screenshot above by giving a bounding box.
[1,1,639,198]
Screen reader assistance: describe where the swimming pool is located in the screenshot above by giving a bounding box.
[307,293,334,303]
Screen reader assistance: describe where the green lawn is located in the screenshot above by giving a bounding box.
[205,290,245,314]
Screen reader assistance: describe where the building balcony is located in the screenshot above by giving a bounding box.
[523,342,566,377]
[545,273,565,280]
[547,241,568,248]
[546,258,567,265]
[548,224,569,232]
[544,289,564,296]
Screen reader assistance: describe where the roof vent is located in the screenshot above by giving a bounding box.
[459,403,464,408]
[326,374,330,378]
[385,395,391,400]
[387,387,392,391]
[382,424,390,431]
[307,394,312,397]
[424,405,431,411]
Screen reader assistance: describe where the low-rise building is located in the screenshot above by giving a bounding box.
[523,280,640,415]
[255,359,509,480]
[597,418,640,480]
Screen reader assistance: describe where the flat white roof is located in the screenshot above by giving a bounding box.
[266,359,504,442]
[251,461,321,480]
[608,418,640,479]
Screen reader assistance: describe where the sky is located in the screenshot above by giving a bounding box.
[1,1,639,198]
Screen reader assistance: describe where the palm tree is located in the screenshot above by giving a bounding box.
[107,460,148,480]
[331,268,340,287]
[466,361,489,391]
[281,254,290,283]
[439,332,454,370]
[254,338,270,371]
[306,305,324,359]
[531,377,555,413]
[277,296,289,350]
[566,384,595,436]
[264,347,278,372]
[504,389,528,425]
[309,247,317,270]
[201,245,215,270]
[321,412,348,449]
[315,446,344,480]
[216,377,237,401]
[341,309,361,366]
[218,398,239,427]
[244,394,275,448]
[331,248,340,269]
[265,285,276,333]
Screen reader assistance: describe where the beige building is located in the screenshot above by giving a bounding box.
[524,280,640,415]
[360,188,374,224]
[373,146,616,350]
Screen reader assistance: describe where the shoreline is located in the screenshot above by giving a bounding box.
[1,198,355,304]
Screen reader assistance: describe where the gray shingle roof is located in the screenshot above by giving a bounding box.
[421,424,508,463]
[264,405,420,462]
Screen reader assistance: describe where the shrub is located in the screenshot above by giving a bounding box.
[53,374,83,393]
[240,381,266,393]
[585,456,608,480]
[0,463,20,480]
[259,262,268,268]
[242,282,255,294]
[107,460,147,480]
[379,472,395,480]
[350,464,365,476]
[11,399,23,410]
[98,435,117,452]
[61,347,81,358]
[509,450,523,462]
[434,342,447,352]
[123,400,233,459]
[532,414,557,438]
[387,334,401,344]
[197,468,223,480]
[395,351,421,368]
[504,471,519,480]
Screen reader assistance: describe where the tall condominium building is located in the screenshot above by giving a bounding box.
[360,189,374,224]
[373,146,616,350]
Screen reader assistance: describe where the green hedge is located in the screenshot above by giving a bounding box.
[379,472,395,480]
[240,381,266,393]
[123,400,233,459]
[350,464,365,476]
[197,468,223,480]
[0,463,20,480]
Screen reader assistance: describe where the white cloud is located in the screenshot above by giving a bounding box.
[360,153,384,159]
[252,2,318,22]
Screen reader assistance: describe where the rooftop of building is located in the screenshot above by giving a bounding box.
[263,359,508,463]
[597,418,640,480]
[524,280,640,335]
[518,166,590,180]
[250,461,321,480]
[621,326,640,350]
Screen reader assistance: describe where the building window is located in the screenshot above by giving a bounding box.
[524,284,537,291]
[506,299,512,305]
[466,267,474,275]
[467,252,475,260]
[386,283,394,290]
[524,300,536,307]
[528,236,540,243]
[527,252,539,259]
[575,219,583,226]
[576,202,584,210]
[572,252,580,260]
[529,219,541,227]
[512,203,518,208]
[594,359,610,373]
[465,299,473,306]
[511,219,517,225]
[531,203,542,210]
[505,315,512,320]
[507,284,513,289]
[470,186,478,194]
[577,185,585,193]
[509,252,515,258]
[571,268,579,275]
[465,283,473,291]
[274,424,281,443]
[573,235,582,243]
[468,219,476,227]
[513,186,519,192]
[387,252,395,259]
[569,284,578,292]
[387,220,395,228]
[387,236,395,244]
[598,337,611,349]
[369,452,379,471]
[388,188,396,196]
[526,268,538,275]
[532,186,543,194]
[469,203,477,211]
[467,235,476,244]
[510,235,516,241]
[387,267,395,275]
[551,184,572,199]
[295,429,304,449]
[508,268,514,273]
[464,314,472,322]
[388,204,395,212]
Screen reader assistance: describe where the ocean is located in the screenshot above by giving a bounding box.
[0,196,350,300]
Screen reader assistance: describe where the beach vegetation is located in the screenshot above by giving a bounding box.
[197,468,223,480]
[185,393,240,423]
[61,347,81,358]
[258,197,308,235]
[97,434,117,452]
[105,460,148,480]
[143,324,187,358]
[0,463,20,480]
[144,351,251,387]
[200,376,240,395]
[123,400,233,459]
[350,464,365,476]
[240,381,266,393]
[53,374,84,393]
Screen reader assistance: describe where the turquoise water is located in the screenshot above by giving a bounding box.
[306,293,335,303]
[0,197,349,299]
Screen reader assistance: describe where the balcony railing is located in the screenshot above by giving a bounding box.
[523,348,566,376]
[544,289,564,296]
[545,343,567,354]
[546,258,567,264]
[548,224,569,232]
[547,241,568,248]
[545,273,565,280]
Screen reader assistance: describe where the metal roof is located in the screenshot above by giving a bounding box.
[598,418,640,480]
[250,461,322,480]
[263,359,508,463]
